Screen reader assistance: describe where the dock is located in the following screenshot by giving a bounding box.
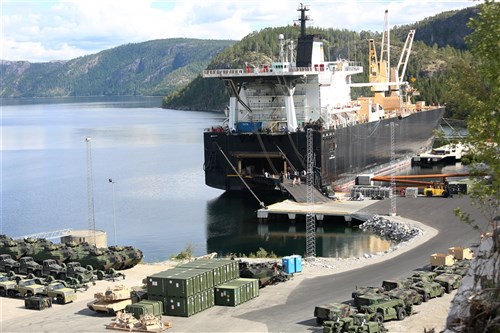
[257,193,379,222]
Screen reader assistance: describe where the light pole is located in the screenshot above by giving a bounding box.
[109,178,117,245]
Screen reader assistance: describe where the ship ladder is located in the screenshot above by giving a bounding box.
[213,142,266,208]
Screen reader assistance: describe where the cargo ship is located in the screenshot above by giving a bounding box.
[202,5,444,194]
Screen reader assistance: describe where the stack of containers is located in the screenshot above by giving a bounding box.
[147,267,215,317]
[176,259,239,286]
[214,278,259,306]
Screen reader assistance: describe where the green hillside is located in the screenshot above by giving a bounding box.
[0,38,235,98]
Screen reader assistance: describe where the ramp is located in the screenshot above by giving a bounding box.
[281,182,330,203]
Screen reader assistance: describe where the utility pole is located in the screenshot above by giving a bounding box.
[85,137,96,245]
[109,178,117,246]
[390,122,397,216]
[305,128,316,258]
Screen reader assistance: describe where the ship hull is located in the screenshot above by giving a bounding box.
[204,107,445,192]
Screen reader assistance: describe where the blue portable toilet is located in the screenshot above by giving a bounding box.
[282,256,295,274]
[291,254,302,273]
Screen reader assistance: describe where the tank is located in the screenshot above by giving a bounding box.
[87,285,145,314]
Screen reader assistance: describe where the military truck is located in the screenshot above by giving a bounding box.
[0,254,20,273]
[410,281,445,302]
[18,257,43,276]
[0,273,18,297]
[66,262,95,283]
[314,302,354,325]
[351,286,385,307]
[15,278,45,298]
[434,273,462,293]
[356,294,411,323]
[409,271,437,283]
[40,259,67,279]
[43,281,77,304]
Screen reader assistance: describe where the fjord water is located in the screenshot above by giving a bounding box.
[2,96,432,262]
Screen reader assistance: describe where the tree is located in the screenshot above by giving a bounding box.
[445,1,499,332]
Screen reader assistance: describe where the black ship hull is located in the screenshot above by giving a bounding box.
[204,107,445,192]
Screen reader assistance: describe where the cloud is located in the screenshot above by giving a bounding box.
[1,0,476,62]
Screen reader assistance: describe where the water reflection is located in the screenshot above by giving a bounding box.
[205,192,391,258]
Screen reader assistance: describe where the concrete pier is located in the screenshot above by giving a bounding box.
[257,195,384,222]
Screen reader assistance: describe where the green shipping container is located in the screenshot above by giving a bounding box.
[125,300,163,319]
[147,267,215,298]
[177,259,239,285]
[215,285,241,307]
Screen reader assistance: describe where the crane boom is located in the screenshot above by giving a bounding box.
[396,30,416,83]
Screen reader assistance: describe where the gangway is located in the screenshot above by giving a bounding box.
[13,229,73,240]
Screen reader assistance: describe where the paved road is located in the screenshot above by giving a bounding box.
[238,195,487,332]
[0,196,487,332]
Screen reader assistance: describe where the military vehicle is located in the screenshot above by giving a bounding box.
[108,246,143,269]
[323,313,386,333]
[24,295,52,310]
[351,286,385,308]
[432,265,455,276]
[0,238,31,260]
[410,281,445,302]
[15,278,46,298]
[0,254,20,273]
[29,242,74,265]
[451,260,471,276]
[314,302,354,325]
[381,280,422,305]
[18,257,43,276]
[43,281,77,304]
[66,262,96,283]
[409,271,437,283]
[0,273,18,297]
[434,273,462,293]
[239,261,290,288]
[87,285,146,314]
[40,259,67,279]
[356,294,411,323]
[69,244,125,271]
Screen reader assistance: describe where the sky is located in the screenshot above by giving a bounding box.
[1,0,478,63]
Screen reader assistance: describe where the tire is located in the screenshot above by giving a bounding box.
[0,289,6,297]
[396,307,406,320]
[374,312,384,323]
[7,290,17,298]
[423,293,430,302]
[57,295,64,304]
[26,291,33,298]
[426,191,432,197]
[416,295,423,305]
[445,284,452,294]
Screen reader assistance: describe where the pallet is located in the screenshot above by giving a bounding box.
[106,321,172,332]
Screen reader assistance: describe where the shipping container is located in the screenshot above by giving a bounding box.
[125,300,163,319]
[430,253,455,267]
[147,267,214,298]
[448,247,473,260]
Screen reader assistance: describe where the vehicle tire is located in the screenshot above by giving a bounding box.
[396,307,406,320]
[27,269,33,276]
[423,293,430,302]
[86,265,94,272]
[426,191,432,197]
[57,295,64,304]
[7,290,17,298]
[374,312,384,323]
[445,284,452,294]
[26,291,33,298]
[97,271,105,280]
[0,289,6,297]
[416,295,423,305]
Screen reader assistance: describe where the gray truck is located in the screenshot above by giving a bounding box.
[0,254,20,273]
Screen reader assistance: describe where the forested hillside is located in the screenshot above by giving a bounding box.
[163,7,479,119]
[0,39,235,98]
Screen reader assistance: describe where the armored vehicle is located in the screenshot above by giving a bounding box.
[434,273,462,293]
[351,286,385,308]
[356,294,411,323]
[18,257,43,276]
[70,245,125,271]
[323,313,386,333]
[0,254,20,273]
[381,280,422,305]
[16,278,45,298]
[28,241,74,265]
[432,265,455,276]
[314,302,354,325]
[239,261,290,288]
[410,271,437,283]
[0,273,18,297]
[108,245,143,269]
[43,281,77,304]
[410,281,445,302]
[87,285,145,314]
[0,239,31,260]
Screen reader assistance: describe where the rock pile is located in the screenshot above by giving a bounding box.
[359,215,423,242]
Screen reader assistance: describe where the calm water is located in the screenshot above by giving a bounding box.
[1,97,462,262]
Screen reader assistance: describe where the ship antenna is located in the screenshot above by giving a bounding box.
[296,3,310,38]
